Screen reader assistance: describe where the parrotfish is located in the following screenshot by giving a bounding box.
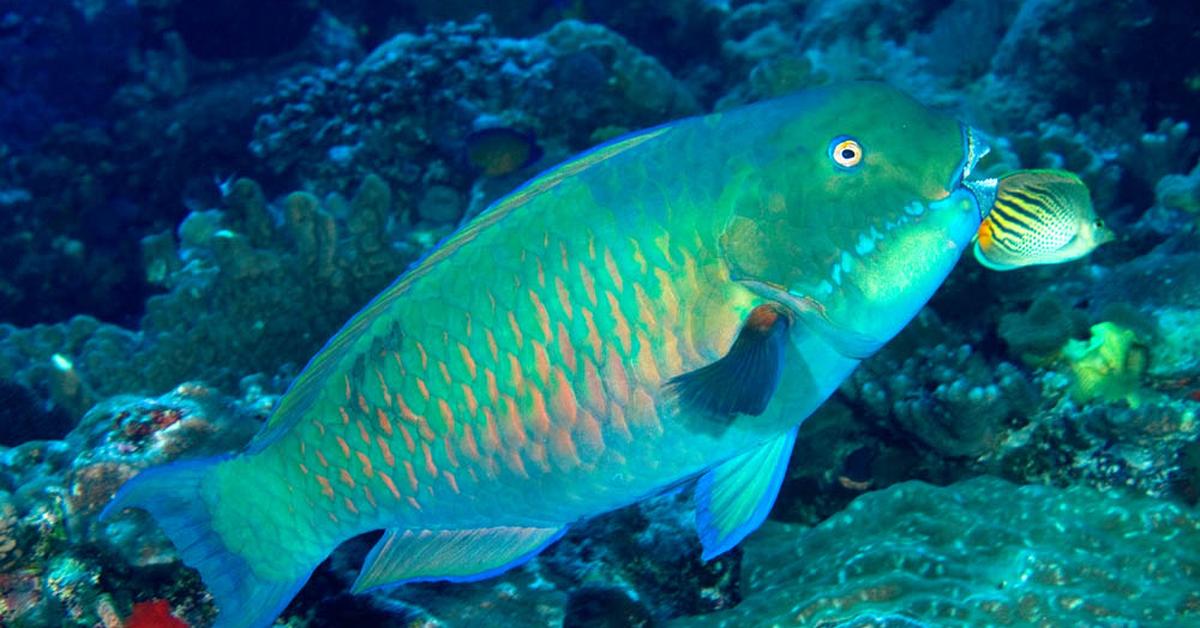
[103,82,995,628]
[973,169,1113,271]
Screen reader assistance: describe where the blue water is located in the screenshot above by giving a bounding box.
[1,1,1199,626]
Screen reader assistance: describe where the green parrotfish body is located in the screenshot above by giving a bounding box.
[103,83,993,628]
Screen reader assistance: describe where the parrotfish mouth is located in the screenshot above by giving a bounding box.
[957,125,998,220]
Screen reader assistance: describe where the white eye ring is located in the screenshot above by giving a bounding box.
[830,137,863,168]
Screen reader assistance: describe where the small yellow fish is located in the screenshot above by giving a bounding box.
[974,169,1114,270]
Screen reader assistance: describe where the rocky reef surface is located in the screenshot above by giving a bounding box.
[683,476,1200,626]
[2,0,1200,626]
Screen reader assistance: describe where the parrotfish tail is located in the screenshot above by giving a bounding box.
[100,457,316,628]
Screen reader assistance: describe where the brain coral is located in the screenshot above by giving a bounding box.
[681,476,1200,626]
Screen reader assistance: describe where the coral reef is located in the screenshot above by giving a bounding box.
[997,295,1087,366]
[541,490,740,620]
[309,489,738,625]
[993,394,1199,498]
[68,384,263,532]
[0,375,738,627]
[983,0,1200,127]
[0,175,422,420]
[1061,322,1147,407]
[0,1,364,328]
[771,400,918,527]
[1157,160,1200,214]
[0,1,138,145]
[843,311,1039,460]
[681,476,1200,626]
[0,383,264,626]
[1004,113,1125,213]
[136,175,418,391]
[2,1,1200,626]
[838,291,1200,502]
[250,16,697,206]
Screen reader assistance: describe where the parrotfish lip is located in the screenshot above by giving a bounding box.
[964,177,998,220]
[955,124,998,220]
[953,124,989,187]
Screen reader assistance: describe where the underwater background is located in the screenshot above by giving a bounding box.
[2,0,1200,626]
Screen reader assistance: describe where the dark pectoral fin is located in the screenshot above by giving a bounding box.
[664,303,790,419]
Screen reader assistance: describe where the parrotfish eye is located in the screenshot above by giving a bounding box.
[829,136,863,168]
[1094,219,1105,228]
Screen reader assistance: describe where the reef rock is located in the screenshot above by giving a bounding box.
[682,476,1200,626]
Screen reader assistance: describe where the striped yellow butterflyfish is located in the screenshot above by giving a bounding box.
[974,169,1114,271]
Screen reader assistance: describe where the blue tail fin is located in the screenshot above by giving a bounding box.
[101,458,317,628]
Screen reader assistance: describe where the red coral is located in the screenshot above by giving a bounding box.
[124,599,189,628]
[118,405,186,441]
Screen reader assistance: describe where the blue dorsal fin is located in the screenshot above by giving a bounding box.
[695,427,798,560]
[351,525,567,593]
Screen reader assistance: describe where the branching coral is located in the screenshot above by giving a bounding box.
[845,340,1038,459]
[135,175,418,392]
[1121,119,1196,189]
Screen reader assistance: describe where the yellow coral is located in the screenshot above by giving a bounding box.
[1061,322,1147,407]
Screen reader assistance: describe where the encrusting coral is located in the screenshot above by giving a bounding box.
[1156,160,1200,214]
[1061,322,1147,407]
[997,295,1087,367]
[250,16,698,202]
[679,476,1200,626]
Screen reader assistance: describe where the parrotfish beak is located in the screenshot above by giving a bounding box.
[956,125,998,220]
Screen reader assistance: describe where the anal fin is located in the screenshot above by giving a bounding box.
[351,525,566,593]
[664,302,790,419]
[695,427,798,560]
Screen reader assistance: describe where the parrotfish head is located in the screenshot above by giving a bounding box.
[720,82,994,358]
